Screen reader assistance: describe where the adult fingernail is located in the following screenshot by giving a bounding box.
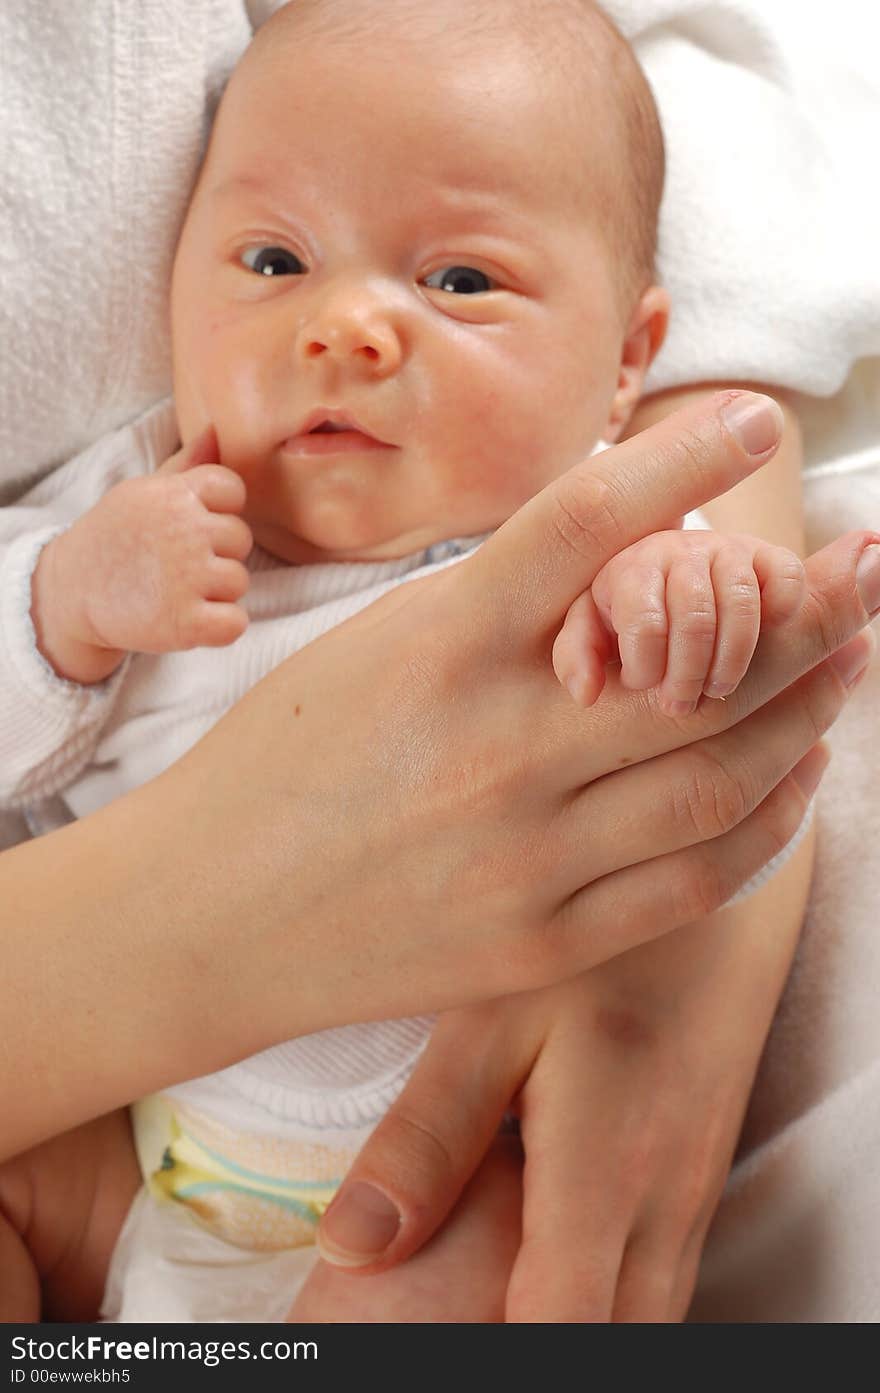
[829,627,876,689]
[721,392,785,456]
[316,1182,401,1267]
[856,545,880,617]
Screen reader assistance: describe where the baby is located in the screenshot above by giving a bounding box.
[0,0,806,1321]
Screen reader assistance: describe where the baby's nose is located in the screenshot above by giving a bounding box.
[295,293,403,376]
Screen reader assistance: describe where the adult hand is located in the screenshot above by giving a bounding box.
[189,393,874,1034]
[310,495,880,1287]
[5,391,879,1155]
[310,798,827,1323]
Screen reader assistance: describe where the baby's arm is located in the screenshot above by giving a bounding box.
[30,427,252,686]
[553,527,806,715]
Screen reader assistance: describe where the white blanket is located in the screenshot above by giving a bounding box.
[1,0,880,1321]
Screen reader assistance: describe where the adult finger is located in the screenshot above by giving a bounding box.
[470,391,784,642]
[612,1237,678,1322]
[315,1010,533,1274]
[506,1029,631,1322]
[544,742,832,977]
[547,627,870,897]
[668,1232,711,1321]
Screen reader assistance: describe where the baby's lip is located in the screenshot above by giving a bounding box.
[284,408,395,449]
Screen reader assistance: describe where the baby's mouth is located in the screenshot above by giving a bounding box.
[281,411,396,456]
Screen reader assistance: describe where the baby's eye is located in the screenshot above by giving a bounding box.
[240,246,306,277]
[423,265,495,295]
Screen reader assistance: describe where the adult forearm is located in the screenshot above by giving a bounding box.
[0,771,305,1160]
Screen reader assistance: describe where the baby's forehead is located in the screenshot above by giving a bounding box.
[209,71,611,253]
[237,0,626,125]
[221,6,626,192]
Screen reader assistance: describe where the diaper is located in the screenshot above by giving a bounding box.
[100,1186,321,1321]
[101,1094,361,1322]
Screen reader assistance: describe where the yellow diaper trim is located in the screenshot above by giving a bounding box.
[132,1095,359,1252]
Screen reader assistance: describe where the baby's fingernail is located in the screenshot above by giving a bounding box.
[721,392,784,457]
[856,545,880,617]
[704,681,733,700]
[316,1182,401,1267]
[829,627,876,689]
[662,699,696,717]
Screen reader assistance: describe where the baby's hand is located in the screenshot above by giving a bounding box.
[552,530,806,715]
[32,427,252,684]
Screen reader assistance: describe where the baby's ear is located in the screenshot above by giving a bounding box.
[603,286,670,442]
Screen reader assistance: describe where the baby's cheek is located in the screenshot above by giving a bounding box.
[470,449,544,520]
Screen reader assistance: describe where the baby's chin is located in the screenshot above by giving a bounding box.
[248,513,462,566]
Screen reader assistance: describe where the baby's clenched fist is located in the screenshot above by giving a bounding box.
[31,428,253,685]
[553,529,806,715]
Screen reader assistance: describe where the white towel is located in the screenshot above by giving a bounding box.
[0,0,251,503]
[605,0,880,397]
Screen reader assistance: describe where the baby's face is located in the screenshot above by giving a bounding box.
[172,30,636,563]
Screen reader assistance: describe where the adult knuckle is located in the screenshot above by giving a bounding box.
[376,1106,456,1201]
[670,424,715,486]
[674,747,748,841]
[551,470,620,562]
[802,585,850,660]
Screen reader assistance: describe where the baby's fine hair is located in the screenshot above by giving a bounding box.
[243,0,665,307]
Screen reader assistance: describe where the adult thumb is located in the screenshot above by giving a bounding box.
[316,1012,526,1274]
